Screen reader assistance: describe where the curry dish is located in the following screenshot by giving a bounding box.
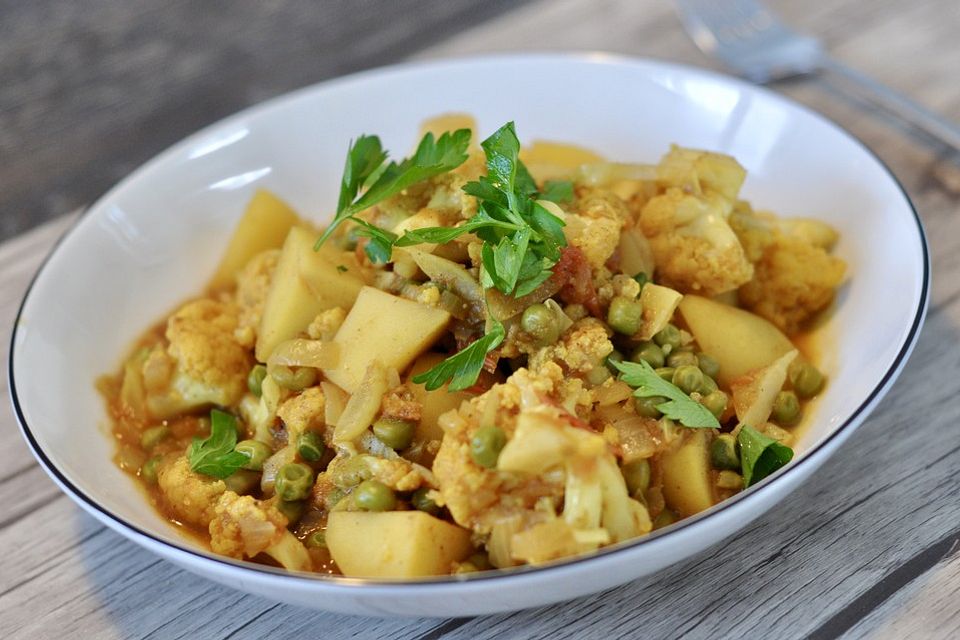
[100,115,846,578]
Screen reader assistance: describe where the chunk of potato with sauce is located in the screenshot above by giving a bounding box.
[255,227,364,362]
[678,295,794,386]
[660,429,717,517]
[322,287,451,393]
[326,511,473,578]
[209,189,303,290]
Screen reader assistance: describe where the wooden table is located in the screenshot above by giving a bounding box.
[3,0,959,637]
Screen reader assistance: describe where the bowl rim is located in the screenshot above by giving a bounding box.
[8,51,931,588]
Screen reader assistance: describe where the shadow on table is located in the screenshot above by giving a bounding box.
[73,302,960,640]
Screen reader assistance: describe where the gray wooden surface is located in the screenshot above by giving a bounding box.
[0,0,526,242]
[3,0,960,638]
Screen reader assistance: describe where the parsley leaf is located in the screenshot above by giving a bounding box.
[540,179,574,203]
[188,409,247,479]
[315,129,471,262]
[611,359,720,429]
[412,319,505,391]
[397,121,567,298]
[737,425,794,487]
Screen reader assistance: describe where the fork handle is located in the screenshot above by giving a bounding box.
[819,56,960,152]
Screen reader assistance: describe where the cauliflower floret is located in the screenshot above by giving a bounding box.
[639,187,754,296]
[528,318,613,377]
[738,233,846,334]
[208,492,312,571]
[563,214,622,270]
[657,145,747,201]
[156,455,226,527]
[276,386,325,441]
[208,492,287,557]
[306,307,346,341]
[233,249,279,348]
[148,299,252,417]
[573,186,633,224]
[432,370,570,534]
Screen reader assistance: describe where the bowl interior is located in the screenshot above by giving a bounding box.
[11,55,925,566]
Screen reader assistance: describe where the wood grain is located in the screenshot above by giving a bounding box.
[0,0,528,243]
[2,0,960,638]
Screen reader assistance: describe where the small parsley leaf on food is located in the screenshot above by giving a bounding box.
[611,359,720,429]
[737,425,794,486]
[540,179,574,203]
[412,319,505,392]
[188,409,247,479]
[397,122,567,298]
[315,129,471,262]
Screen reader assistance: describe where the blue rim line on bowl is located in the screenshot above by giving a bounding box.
[8,53,931,588]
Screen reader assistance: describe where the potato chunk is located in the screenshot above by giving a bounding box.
[255,227,364,362]
[407,353,472,444]
[322,287,451,393]
[661,429,716,517]
[678,295,794,386]
[209,189,303,290]
[326,511,473,578]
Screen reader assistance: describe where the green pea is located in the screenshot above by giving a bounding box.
[653,510,676,530]
[271,365,317,391]
[521,303,560,345]
[697,353,720,380]
[354,480,397,511]
[306,530,327,549]
[710,434,740,470]
[672,365,704,395]
[224,469,260,494]
[140,425,170,450]
[276,499,305,525]
[655,367,675,382]
[275,462,315,501]
[630,341,664,368]
[716,470,743,490]
[334,455,372,488]
[607,296,644,336]
[140,455,162,484]
[772,391,801,426]
[411,487,440,515]
[653,324,682,350]
[635,395,666,418]
[790,361,824,398]
[621,459,651,496]
[235,439,272,471]
[585,365,612,386]
[373,417,416,451]
[470,425,507,469]
[605,349,625,373]
[698,375,719,396]
[701,390,728,418]
[666,350,698,368]
[247,364,267,396]
[297,431,326,462]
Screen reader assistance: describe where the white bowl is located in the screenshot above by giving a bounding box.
[10,53,929,617]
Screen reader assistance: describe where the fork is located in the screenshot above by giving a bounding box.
[675,0,960,153]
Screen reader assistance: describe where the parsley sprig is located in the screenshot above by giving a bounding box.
[413,319,505,391]
[406,123,568,390]
[315,129,472,262]
[611,359,720,429]
[398,122,567,298]
[188,409,248,479]
[737,425,794,486]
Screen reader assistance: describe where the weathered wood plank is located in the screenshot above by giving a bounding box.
[0,0,530,243]
[843,544,960,639]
